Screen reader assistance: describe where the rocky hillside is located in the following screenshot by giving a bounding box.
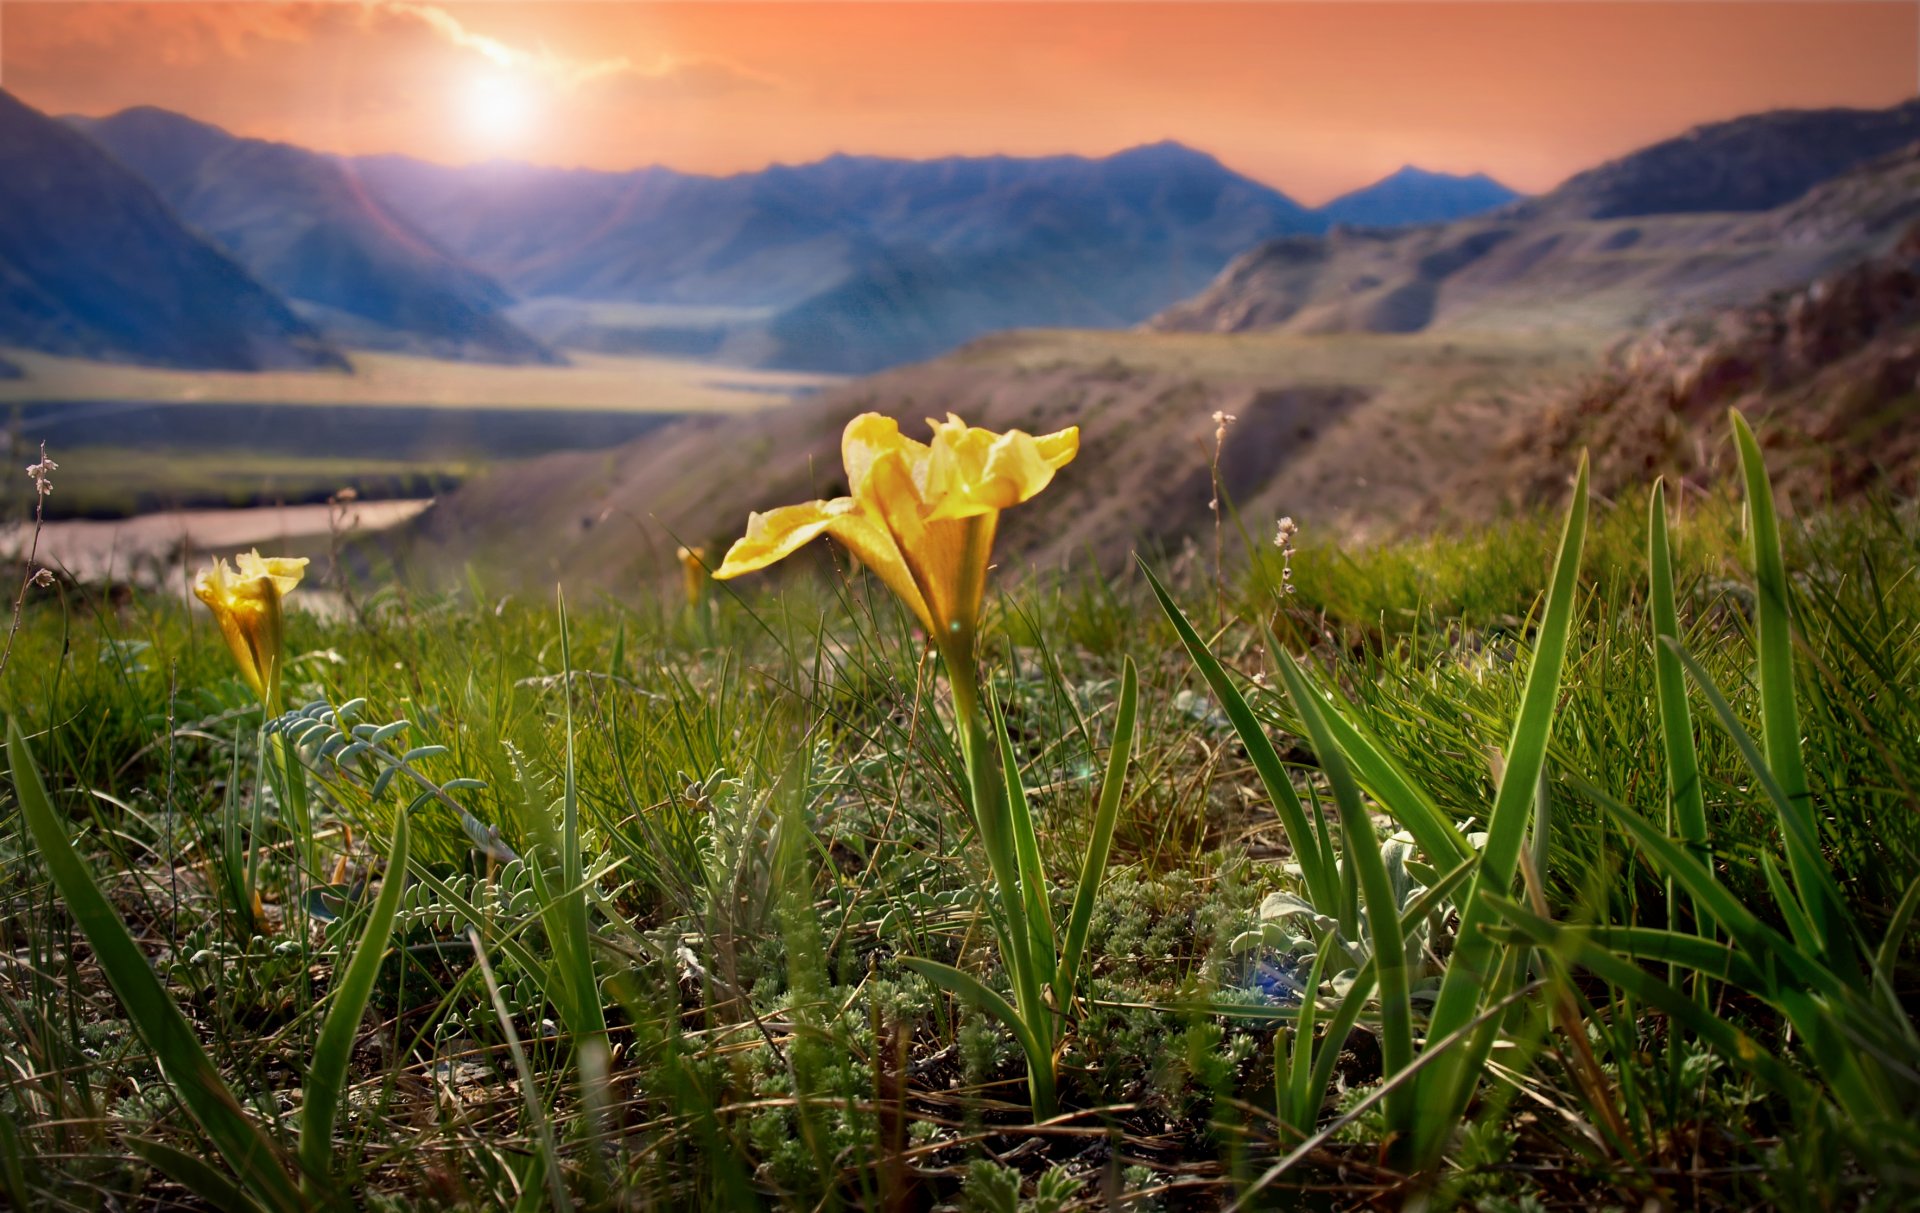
[0,90,343,371]
[1448,218,1920,517]
[72,108,558,365]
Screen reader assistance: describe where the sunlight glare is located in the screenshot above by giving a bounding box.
[460,72,536,152]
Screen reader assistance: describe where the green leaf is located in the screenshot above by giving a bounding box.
[989,687,1058,1000]
[130,1137,269,1213]
[1274,649,1414,1134]
[1137,557,1337,909]
[1663,639,1853,968]
[902,957,1055,1118]
[1730,414,1813,857]
[1414,452,1589,1163]
[1647,479,1708,861]
[1309,693,1472,868]
[300,810,409,1201]
[1485,893,1804,1098]
[1874,873,1920,991]
[9,719,305,1213]
[1056,657,1137,1008]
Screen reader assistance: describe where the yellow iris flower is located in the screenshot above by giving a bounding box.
[713,413,1078,650]
[192,550,309,707]
[676,545,709,608]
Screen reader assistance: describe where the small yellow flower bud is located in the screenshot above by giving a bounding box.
[192,550,308,708]
[676,545,709,608]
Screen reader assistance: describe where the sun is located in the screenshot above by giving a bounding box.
[458,71,537,153]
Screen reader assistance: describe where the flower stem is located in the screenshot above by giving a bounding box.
[942,640,1058,1118]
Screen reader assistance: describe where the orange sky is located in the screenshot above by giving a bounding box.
[3,2,1915,203]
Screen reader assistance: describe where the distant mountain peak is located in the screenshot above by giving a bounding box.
[1315,165,1522,229]
[1105,139,1226,170]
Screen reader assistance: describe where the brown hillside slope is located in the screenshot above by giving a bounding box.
[1443,219,1920,519]
[404,326,1598,590]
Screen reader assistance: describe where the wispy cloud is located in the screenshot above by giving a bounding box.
[378,1,777,98]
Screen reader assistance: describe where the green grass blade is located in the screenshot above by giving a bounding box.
[1760,851,1822,957]
[470,931,574,1213]
[1138,557,1337,909]
[130,1137,270,1213]
[989,687,1058,995]
[1874,873,1920,988]
[1311,696,1471,867]
[1647,479,1708,866]
[1483,893,1804,1099]
[1280,861,1472,1139]
[555,592,609,1041]
[1283,936,1336,1136]
[1664,639,1852,966]
[1578,925,1765,989]
[1730,412,1820,916]
[9,719,305,1213]
[1414,453,1589,1160]
[901,957,1055,1118]
[300,810,408,1202]
[1274,650,1413,1132]
[1578,776,1854,1003]
[1056,656,1137,1006]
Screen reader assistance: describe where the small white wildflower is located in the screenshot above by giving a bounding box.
[24,444,56,498]
[1273,516,1299,595]
[29,567,53,589]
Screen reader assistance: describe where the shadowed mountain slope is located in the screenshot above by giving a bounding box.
[0,90,342,371]
[1521,98,1920,221]
[72,107,558,365]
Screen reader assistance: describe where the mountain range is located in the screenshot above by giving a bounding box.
[0,90,343,372]
[1152,99,1920,338]
[350,139,1330,373]
[0,90,1524,373]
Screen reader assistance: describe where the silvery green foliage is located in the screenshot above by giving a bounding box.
[1233,832,1452,998]
[267,697,517,862]
[687,768,780,941]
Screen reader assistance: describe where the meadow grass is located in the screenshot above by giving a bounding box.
[2,426,1919,1210]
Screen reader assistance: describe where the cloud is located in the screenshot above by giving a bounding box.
[375,2,777,99]
[3,2,777,112]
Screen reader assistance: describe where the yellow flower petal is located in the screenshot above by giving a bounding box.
[192,555,291,702]
[714,496,935,633]
[233,549,307,597]
[866,449,991,639]
[925,418,1080,521]
[713,500,846,578]
[843,413,931,500]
